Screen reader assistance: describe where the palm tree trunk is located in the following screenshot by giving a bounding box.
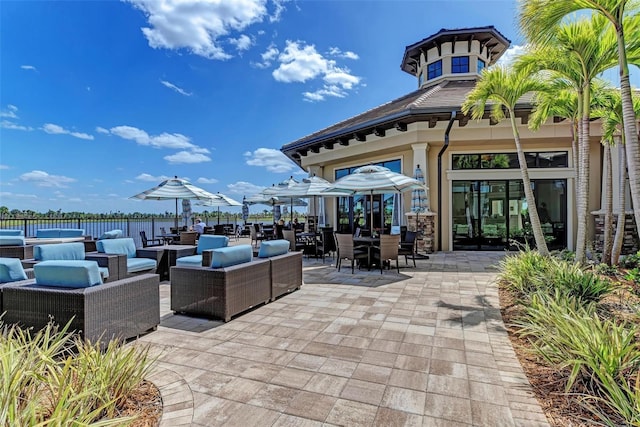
[602,143,613,265]
[574,87,591,264]
[612,136,627,265]
[509,113,549,255]
[616,27,640,246]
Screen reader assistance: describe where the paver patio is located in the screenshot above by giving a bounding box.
[136,249,549,426]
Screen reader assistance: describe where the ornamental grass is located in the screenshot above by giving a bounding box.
[0,319,155,426]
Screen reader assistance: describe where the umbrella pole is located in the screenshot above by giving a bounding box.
[370,191,374,236]
[175,198,179,230]
[218,207,220,225]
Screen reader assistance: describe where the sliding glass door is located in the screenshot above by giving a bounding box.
[453,179,567,250]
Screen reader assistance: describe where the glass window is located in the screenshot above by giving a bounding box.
[452,154,480,170]
[419,72,424,87]
[335,159,402,233]
[538,152,568,167]
[451,56,469,73]
[453,152,567,169]
[427,60,442,80]
[477,58,486,73]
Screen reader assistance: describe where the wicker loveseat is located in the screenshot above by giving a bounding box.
[170,240,302,321]
[2,261,160,344]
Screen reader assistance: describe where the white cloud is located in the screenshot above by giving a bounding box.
[135,173,172,182]
[328,47,359,60]
[229,34,253,52]
[164,151,212,164]
[0,191,37,199]
[110,125,198,150]
[20,65,37,71]
[196,177,219,184]
[244,147,298,173]
[253,43,279,68]
[42,123,94,140]
[0,105,18,119]
[1,120,32,131]
[160,80,192,96]
[273,41,327,83]
[227,180,265,196]
[0,165,9,170]
[19,170,76,188]
[126,0,270,60]
[271,40,362,102]
[95,126,110,134]
[496,44,526,67]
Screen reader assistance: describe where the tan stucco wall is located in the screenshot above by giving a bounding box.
[298,117,604,252]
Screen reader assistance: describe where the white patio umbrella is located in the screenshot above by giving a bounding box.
[324,165,424,232]
[182,199,192,227]
[244,194,308,222]
[196,192,242,224]
[241,197,250,223]
[129,176,221,229]
[265,175,347,226]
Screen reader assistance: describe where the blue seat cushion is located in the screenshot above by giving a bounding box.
[98,266,109,279]
[258,239,290,258]
[0,229,24,236]
[0,257,28,282]
[97,238,137,258]
[34,260,103,288]
[59,229,85,238]
[196,235,228,254]
[0,236,26,246]
[211,245,252,268]
[175,255,203,267]
[34,242,85,261]
[36,229,61,238]
[99,229,123,240]
[36,228,85,238]
[126,258,157,273]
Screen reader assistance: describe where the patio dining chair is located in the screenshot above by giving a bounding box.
[370,234,401,274]
[140,231,163,248]
[398,230,418,267]
[334,232,369,274]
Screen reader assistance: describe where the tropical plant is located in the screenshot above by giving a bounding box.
[462,65,550,255]
[0,320,155,425]
[517,15,625,263]
[519,0,640,250]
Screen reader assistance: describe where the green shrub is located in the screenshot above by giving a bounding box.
[0,320,154,425]
[625,268,640,284]
[515,291,640,425]
[549,260,612,303]
[621,251,640,269]
[594,263,619,277]
[497,248,554,296]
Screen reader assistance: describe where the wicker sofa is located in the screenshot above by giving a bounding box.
[2,261,160,344]
[0,230,33,260]
[170,240,302,321]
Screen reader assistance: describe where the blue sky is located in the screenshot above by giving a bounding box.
[1,0,637,215]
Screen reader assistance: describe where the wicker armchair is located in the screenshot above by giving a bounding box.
[269,251,303,301]
[2,273,160,345]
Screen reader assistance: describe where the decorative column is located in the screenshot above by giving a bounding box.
[405,143,435,253]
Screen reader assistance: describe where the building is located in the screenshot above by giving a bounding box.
[281,26,613,252]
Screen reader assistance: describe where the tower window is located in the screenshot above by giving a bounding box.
[478,58,486,73]
[427,60,442,80]
[452,56,469,73]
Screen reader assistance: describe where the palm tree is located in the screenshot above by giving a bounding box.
[516,15,623,263]
[593,89,640,264]
[462,65,550,255]
[519,0,640,245]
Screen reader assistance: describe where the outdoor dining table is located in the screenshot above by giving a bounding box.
[157,233,179,245]
[352,236,381,268]
[137,244,196,281]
